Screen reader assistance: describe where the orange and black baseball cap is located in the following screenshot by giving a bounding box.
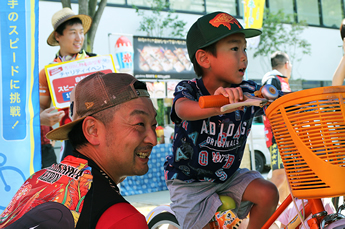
[46,72,150,140]
[187,11,262,62]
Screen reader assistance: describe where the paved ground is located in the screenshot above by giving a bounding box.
[124,190,171,217]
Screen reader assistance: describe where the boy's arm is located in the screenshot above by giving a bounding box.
[175,97,221,120]
[175,86,243,121]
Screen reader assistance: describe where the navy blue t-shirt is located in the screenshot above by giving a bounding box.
[164,78,263,183]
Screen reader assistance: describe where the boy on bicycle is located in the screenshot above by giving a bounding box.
[164,11,279,229]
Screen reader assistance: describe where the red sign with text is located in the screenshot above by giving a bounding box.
[45,55,116,108]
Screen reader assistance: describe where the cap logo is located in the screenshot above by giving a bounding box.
[209,13,242,31]
[85,102,94,110]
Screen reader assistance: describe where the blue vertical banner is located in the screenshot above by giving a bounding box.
[0,0,40,211]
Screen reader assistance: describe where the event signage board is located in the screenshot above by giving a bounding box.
[133,36,195,80]
[108,33,134,75]
[45,55,116,109]
[0,0,40,211]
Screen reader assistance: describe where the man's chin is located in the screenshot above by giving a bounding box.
[73,47,82,53]
[137,167,149,176]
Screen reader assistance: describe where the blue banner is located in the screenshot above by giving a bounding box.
[0,0,40,211]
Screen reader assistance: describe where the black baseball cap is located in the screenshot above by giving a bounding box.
[187,11,262,61]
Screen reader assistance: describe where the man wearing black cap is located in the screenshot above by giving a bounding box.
[39,8,97,167]
[0,72,157,228]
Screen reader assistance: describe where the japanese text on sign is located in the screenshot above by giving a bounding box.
[1,0,27,140]
[45,55,116,109]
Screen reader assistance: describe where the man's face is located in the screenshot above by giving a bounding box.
[102,97,157,181]
[208,33,247,85]
[55,23,84,57]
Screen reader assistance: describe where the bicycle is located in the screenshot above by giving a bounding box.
[147,85,345,228]
[202,85,345,228]
[261,85,345,229]
[146,85,278,229]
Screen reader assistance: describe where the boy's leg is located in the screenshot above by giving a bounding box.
[270,168,290,203]
[217,168,262,219]
[166,179,222,229]
[242,178,279,228]
[165,169,272,228]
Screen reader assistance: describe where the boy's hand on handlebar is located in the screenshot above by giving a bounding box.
[214,87,244,104]
[214,87,245,114]
[198,84,279,113]
[220,93,268,113]
[244,93,268,105]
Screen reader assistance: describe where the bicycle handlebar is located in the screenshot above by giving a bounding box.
[198,84,279,111]
[199,95,230,108]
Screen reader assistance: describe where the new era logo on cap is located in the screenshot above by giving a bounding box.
[209,13,242,30]
[85,102,94,110]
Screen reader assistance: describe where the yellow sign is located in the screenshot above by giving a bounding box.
[244,0,266,29]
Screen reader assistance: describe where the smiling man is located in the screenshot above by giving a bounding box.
[39,7,96,166]
[0,72,157,228]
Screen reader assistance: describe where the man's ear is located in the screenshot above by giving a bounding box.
[83,116,101,145]
[195,49,211,69]
[54,31,60,43]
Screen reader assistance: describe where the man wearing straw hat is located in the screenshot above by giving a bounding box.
[0,72,156,228]
[39,7,96,166]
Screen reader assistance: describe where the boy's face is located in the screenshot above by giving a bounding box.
[55,23,84,57]
[209,33,247,85]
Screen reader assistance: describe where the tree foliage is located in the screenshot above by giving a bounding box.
[60,0,107,52]
[133,0,187,38]
[156,99,165,126]
[253,9,311,64]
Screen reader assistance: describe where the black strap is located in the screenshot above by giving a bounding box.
[263,75,282,90]
[75,153,128,228]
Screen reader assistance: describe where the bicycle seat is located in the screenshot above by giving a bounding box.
[217,195,236,212]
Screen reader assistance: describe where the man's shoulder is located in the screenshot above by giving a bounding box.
[96,202,148,228]
[262,70,280,83]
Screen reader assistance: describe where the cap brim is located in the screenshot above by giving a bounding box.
[47,14,92,46]
[242,28,263,38]
[46,116,86,140]
[200,28,262,50]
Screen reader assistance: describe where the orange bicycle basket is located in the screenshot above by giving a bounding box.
[266,86,345,199]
